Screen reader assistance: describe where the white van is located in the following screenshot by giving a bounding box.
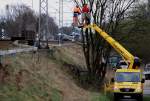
[144,63,150,79]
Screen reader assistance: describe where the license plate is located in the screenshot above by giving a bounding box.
[123,95,131,98]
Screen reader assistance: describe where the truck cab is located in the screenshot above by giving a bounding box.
[112,69,145,101]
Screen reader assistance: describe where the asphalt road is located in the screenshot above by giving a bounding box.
[144,80,150,95]
[144,88,150,95]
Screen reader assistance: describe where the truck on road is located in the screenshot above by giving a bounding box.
[85,24,145,101]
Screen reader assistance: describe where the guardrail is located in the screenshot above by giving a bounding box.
[0,47,37,56]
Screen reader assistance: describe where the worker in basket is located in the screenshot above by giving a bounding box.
[81,3,91,26]
[73,5,81,27]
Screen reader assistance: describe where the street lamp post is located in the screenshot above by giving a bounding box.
[58,33,62,46]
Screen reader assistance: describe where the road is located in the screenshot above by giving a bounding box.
[144,80,150,95]
[144,88,150,95]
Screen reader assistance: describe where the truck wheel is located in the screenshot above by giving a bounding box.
[145,74,148,80]
[137,95,143,101]
[113,97,118,101]
[114,94,119,101]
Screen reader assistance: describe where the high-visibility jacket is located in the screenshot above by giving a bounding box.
[73,7,81,13]
[82,5,89,13]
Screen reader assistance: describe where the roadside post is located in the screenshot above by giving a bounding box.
[58,33,62,46]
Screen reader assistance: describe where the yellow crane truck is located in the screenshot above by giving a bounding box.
[85,24,145,101]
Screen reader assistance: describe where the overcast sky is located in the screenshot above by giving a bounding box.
[0,0,74,26]
[0,0,148,26]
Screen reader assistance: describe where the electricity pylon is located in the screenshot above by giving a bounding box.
[38,0,49,48]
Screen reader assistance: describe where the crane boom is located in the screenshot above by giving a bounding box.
[85,24,135,69]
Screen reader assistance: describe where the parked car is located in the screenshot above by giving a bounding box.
[144,63,150,80]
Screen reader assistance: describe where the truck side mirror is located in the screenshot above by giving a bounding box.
[111,78,114,82]
[141,79,145,83]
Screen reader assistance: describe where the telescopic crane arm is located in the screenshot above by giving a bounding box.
[85,24,135,69]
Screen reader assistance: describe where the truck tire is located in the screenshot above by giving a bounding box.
[113,94,119,101]
[113,97,118,101]
[137,95,143,101]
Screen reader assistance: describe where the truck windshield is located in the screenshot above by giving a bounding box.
[115,72,140,82]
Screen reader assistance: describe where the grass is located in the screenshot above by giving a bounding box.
[144,96,150,101]
[51,88,62,101]
[91,93,111,101]
[0,83,63,101]
[0,84,36,101]
[0,52,64,101]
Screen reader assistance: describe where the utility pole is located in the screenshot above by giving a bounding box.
[6,5,9,20]
[62,0,64,27]
[59,0,63,27]
[58,0,63,46]
[32,0,33,8]
[38,0,49,48]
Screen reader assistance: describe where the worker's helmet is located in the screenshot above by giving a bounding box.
[76,5,79,7]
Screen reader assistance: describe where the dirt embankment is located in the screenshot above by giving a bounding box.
[0,50,92,101]
[49,43,86,68]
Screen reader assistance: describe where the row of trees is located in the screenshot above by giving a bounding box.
[120,0,150,63]
[74,0,150,85]
[0,5,58,39]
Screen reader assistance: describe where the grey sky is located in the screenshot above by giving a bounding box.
[0,0,147,26]
[0,0,74,26]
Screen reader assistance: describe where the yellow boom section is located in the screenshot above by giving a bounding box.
[85,24,134,69]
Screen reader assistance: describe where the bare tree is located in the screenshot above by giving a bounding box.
[74,0,137,84]
[0,4,58,40]
[3,5,37,37]
[39,14,58,39]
